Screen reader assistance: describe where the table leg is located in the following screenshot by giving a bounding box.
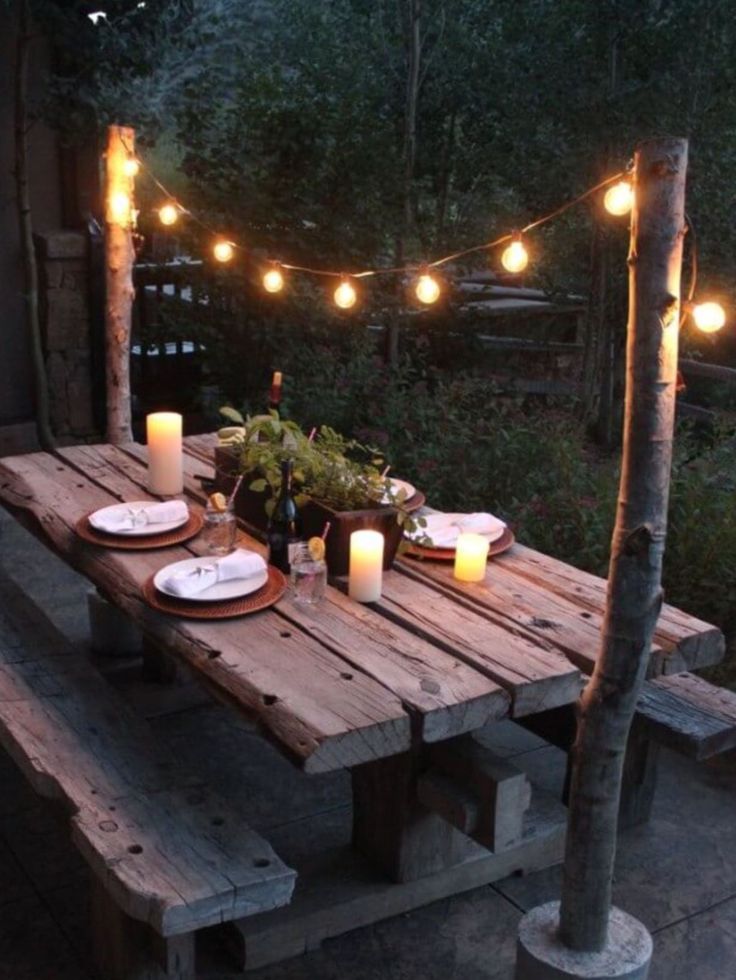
[142,636,178,684]
[351,746,478,883]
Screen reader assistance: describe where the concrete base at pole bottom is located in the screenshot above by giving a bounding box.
[515,902,652,980]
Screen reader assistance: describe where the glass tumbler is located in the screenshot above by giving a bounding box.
[203,498,237,556]
[290,543,327,605]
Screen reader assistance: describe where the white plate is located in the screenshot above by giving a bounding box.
[88,501,189,537]
[382,478,416,504]
[153,556,269,602]
[405,514,506,548]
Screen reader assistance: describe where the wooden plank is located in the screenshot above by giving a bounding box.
[636,672,736,761]
[89,875,196,980]
[75,786,295,935]
[0,450,411,772]
[277,589,511,743]
[373,570,582,716]
[495,543,724,673]
[229,787,567,972]
[429,736,531,851]
[399,557,618,676]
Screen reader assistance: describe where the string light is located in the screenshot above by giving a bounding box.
[127,144,726,331]
[415,271,441,305]
[691,301,726,333]
[604,180,634,216]
[213,240,235,263]
[109,190,131,225]
[263,264,285,293]
[501,235,529,274]
[334,278,357,310]
[158,203,179,226]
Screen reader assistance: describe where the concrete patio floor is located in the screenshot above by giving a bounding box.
[1,508,735,980]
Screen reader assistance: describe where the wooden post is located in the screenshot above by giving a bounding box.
[558,138,688,951]
[105,124,136,444]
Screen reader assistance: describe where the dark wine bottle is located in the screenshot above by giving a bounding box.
[268,370,283,414]
[267,459,303,573]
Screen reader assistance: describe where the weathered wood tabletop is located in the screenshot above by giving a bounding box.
[0,434,724,967]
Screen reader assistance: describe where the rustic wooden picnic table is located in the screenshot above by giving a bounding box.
[0,434,724,969]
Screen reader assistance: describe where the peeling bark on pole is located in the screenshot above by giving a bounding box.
[104,125,135,444]
[558,137,688,952]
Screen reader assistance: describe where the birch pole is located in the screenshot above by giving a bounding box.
[104,125,135,444]
[558,137,688,952]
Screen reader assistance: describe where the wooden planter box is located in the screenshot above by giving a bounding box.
[214,446,403,575]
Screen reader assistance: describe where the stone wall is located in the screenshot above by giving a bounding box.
[34,230,97,441]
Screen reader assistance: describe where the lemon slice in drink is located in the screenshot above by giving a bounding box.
[208,492,228,513]
[308,536,326,561]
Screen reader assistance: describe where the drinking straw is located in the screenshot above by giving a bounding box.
[227,473,245,507]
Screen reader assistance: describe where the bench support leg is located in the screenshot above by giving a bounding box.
[351,746,477,883]
[619,724,660,829]
[142,636,178,684]
[90,876,195,979]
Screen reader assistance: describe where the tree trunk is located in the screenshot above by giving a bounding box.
[104,124,135,444]
[14,0,54,451]
[558,137,688,952]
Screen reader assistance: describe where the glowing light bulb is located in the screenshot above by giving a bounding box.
[122,157,140,178]
[109,191,131,224]
[415,272,441,305]
[501,239,528,274]
[334,279,357,310]
[263,267,284,293]
[604,180,633,216]
[692,301,726,333]
[213,240,235,263]
[158,203,179,226]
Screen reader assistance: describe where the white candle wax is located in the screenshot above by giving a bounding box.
[349,529,384,602]
[147,412,183,495]
[454,532,489,582]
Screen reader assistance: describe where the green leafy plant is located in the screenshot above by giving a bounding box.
[217,407,425,536]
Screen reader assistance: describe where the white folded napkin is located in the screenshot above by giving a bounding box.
[163,549,267,598]
[408,511,506,548]
[90,500,189,534]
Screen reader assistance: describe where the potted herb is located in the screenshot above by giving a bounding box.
[214,408,425,574]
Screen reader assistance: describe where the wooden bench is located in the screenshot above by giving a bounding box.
[0,574,296,980]
[620,672,736,826]
[523,671,736,828]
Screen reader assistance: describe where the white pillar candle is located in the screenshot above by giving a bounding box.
[454,532,489,582]
[146,412,183,495]
[349,529,384,602]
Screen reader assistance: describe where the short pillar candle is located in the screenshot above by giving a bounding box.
[454,532,489,582]
[349,530,384,602]
[146,412,183,495]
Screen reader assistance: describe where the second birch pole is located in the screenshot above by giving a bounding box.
[516,137,688,978]
[104,124,135,444]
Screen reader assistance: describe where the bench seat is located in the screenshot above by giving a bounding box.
[636,672,736,761]
[0,574,295,976]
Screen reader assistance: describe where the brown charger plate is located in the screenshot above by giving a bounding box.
[405,525,516,561]
[75,510,204,550]
[142,566,287,620]
[402,490,426,513]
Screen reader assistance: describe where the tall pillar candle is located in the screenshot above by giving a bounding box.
[454,532,489,582]
[147,412,183,495]
[349,529,384,602]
